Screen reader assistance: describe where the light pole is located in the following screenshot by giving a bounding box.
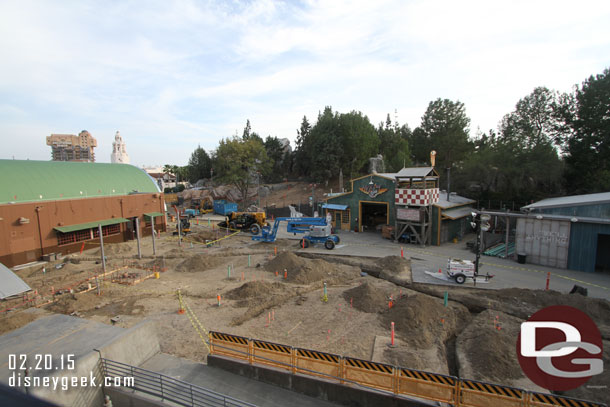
[470,212,491,282]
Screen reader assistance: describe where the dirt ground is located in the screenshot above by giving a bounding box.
[1,220,609,404]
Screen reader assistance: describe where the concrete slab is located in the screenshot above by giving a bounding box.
[140,353,341,407]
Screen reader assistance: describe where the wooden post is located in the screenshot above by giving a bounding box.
[136,217,142,259]
[151,215,156,256]
[505,215,509,259]
[98,224,106,273]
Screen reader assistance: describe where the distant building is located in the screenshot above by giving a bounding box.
[110,131,130,164]
[46,130,97,162]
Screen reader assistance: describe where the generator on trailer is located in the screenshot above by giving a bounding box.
[446,258,494,284]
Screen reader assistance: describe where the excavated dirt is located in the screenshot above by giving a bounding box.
[382,292,470,348]
[456,310,525,383]
[224,281,286,308]
[189,230,222,242]
[343,282,390,313]
[412,284,610,339]
[176,254,227,272]
[264,252,357,284]
[0,311,42,335]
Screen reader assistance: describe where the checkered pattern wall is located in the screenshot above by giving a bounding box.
[395,188,439,206]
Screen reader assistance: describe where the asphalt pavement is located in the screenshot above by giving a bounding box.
[275,228,610,300]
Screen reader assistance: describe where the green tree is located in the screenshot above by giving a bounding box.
[214,136,271,208]
[242,119,263,144]
[563,68,610,194]
[337,110,379,178]
[264,136,285,183]
[494,87,563,201]
[377,114,412,172]
[186,145,211,183]
[418,98,473,174]
[305,107,342,181]
[294,115,311,175]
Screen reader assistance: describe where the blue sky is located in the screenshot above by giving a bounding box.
[1,0,609,167]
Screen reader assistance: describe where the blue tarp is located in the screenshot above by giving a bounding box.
[322,203,348,210]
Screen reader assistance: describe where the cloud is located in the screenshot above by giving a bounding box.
[1,0,609,166]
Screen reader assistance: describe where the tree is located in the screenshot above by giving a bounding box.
[264,136,285,183]
[186,145,211,183]
[214,136,271,209]
[337,110,379,178]
[294,116,311,175]
[242,119,263,144]
[304,107,342,181]
[563,68,610,194]
[377,114,412,172]
[418,98,473,173]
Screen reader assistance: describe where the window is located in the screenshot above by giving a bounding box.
[58,224,121,246]
[342,209,350,223]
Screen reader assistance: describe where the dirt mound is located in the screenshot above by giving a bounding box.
[47,293,101,314]
[456,310,526,384]
[190,230,219,243]
[225,281,284,300]
[343,282,389,313]
[176,254,226,272]
[265,252,343,284]
[378,256,409,274]
[97,243,134,256]
[383,292,470,348]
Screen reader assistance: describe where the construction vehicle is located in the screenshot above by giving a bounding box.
[446,258,493,284]
[173,216,191,236]
[252,217,340,250]
[217,212,267,235]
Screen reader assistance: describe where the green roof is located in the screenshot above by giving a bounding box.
[0,160,160,204]
[54,218,130,233]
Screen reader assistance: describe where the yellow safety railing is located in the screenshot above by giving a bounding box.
[207,331,606,407]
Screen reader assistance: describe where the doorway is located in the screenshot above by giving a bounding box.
[595,234,610,272]
[359,201,389,233]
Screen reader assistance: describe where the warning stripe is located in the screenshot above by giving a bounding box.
[210,331,248,345]
[531,392,603,407]
[253,340,291,354]
[296,348,339,363]
[345,357,393,374]
[461,380,522,399]
[400,368,455,386]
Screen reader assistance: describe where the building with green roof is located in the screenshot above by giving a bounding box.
[0,160,166,267]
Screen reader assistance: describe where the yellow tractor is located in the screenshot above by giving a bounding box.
[218,212,267,235]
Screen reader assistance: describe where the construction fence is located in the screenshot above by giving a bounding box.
[209,331,606,407]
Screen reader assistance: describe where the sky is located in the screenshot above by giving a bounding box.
[1,0,609,167]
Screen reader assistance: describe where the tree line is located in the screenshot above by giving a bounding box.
[169,68,609,207]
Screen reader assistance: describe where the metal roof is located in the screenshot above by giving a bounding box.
[442,207,473,220]
[322,204,348,210]
[0,160,160,205]
[54,218,130,233]
[435,191,476,209]
[0,262,31,299]
[395,167,438,178]
[522,192,610,211]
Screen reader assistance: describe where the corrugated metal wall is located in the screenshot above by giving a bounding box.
[568,222,610,272]
[516,218,570,268]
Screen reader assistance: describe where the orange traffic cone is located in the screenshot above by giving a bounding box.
[438,268,442,274]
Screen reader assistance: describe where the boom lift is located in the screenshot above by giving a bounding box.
[252,217,340,250]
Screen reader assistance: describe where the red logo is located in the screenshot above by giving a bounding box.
[516,305,603,391]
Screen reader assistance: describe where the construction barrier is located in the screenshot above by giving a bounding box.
[251,339,292,371]
[398,367,456,404]
[209,332,249,361]
[295,348,340,381]
[460,379,524,407]
[207,331,607,407]
[344,356,394,393]
[528,391,604,407]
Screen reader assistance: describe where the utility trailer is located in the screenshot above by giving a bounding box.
[446,258,494,284]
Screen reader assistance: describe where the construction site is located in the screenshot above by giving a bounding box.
[2,207,609,406]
